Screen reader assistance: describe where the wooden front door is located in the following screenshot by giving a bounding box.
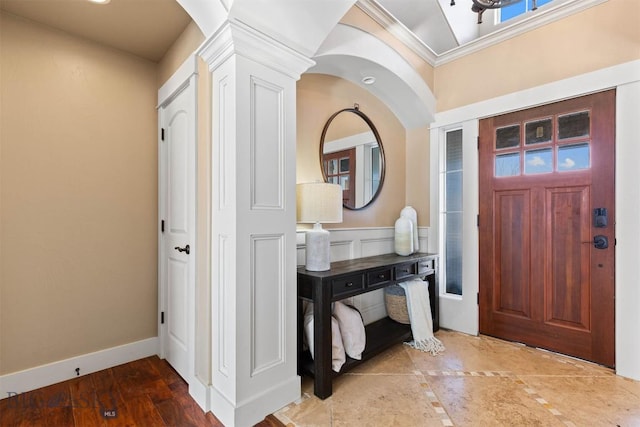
[479,90,615,367]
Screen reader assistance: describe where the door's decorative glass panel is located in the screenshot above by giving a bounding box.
[495,153,521,177]
[446,171,462,211]
[339,158,350,172]
[558,111,590,140]
[525,118,552,145]
[446,133,463,170]
[525,148,553,174]
[339,175,349,189]
[496,125,521,150]
[558,143,590,171]
[445,212,462,295]
[444,129,463,296]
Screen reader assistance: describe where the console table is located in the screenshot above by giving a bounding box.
[297,252,439,399]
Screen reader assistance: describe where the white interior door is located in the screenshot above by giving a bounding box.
[159,78,196,382]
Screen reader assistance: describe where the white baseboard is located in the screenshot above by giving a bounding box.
[189,376,211,412]
[208,375,300,427]
[0,337,159,399]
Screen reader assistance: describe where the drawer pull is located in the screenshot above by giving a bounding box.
[378,274,386,279]
[346,282,354,287]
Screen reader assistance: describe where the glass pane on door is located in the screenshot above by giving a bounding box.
[558,111,590,140]
[496,125,521,150]
[525,149,553,174]
[558,143,590,171]
[495,153,520,177]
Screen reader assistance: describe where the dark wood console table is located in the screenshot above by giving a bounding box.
[297,252,439,399]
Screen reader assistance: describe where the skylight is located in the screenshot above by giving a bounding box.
[500,0,554,22]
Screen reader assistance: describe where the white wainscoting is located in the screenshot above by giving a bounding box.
[297,226,430,325]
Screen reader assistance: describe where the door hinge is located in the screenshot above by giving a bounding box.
[161,311,165,324]
[477,292,480,305]
[477,136,480,150]
[161,220,165,233]
[161,128,165,141]
[477,214,480,227]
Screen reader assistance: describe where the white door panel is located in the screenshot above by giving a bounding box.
[160,78,196,382]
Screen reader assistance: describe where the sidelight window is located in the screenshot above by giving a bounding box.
[443,129,463,296]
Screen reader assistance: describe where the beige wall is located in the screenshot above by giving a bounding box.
[297,73,407,228]
[157,20,205,88]
[0,13,158,374]
[405,127,430,226]
[435,0,640,111]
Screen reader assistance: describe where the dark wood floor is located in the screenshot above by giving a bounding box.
[0,356,284,426]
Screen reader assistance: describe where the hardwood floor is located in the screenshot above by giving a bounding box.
[0,356,284,427]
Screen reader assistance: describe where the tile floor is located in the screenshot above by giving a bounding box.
[274,330,640,426]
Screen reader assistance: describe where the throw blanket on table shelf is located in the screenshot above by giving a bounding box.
[399,278,445,356]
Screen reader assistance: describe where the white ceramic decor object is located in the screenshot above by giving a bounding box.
[394,216,414,256]
[400,206,419,252]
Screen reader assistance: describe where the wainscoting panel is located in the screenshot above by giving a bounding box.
[297,227,430,325]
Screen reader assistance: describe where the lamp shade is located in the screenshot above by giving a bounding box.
[296,182,343,224]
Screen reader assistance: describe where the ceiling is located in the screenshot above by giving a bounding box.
[0,0,583,64]
[0,0,530,63]
[0,0,191,62]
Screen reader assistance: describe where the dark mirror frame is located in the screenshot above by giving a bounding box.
[319,106,386,210]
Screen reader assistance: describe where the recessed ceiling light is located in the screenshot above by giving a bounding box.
[361,76,376,85]
[88,0,111,4]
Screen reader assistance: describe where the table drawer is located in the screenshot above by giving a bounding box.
[417,258,435,275]
[394,263,416,281]
[366,268,392,289]
[332,274,364,298]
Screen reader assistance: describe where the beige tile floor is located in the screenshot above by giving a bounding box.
[274,330,640,426]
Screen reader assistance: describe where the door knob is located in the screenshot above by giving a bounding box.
[593,236,608,250]
[174,244,190,254]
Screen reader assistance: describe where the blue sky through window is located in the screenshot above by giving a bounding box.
[501,0,554,22]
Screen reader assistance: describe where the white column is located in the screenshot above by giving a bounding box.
[198,21,314,427]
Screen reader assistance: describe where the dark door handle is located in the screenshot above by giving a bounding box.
[174,244,190,254]
[593,235,608,250]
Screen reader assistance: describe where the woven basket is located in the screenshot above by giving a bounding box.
[384,285,410,324]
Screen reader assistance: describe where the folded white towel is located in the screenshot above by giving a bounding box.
[399,279,445,356]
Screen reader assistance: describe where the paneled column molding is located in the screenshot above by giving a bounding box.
[197,20,314,427]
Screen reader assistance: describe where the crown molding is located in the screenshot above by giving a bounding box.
[356,0,439,65]
[198,20,315,79]
[356,0,608,67]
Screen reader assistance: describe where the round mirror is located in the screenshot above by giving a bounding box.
[320,106,385,210]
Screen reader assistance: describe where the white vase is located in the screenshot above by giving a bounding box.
[400,206,419,253]
[394,216,414,256]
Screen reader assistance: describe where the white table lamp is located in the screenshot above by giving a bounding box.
[297,182,343,271]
